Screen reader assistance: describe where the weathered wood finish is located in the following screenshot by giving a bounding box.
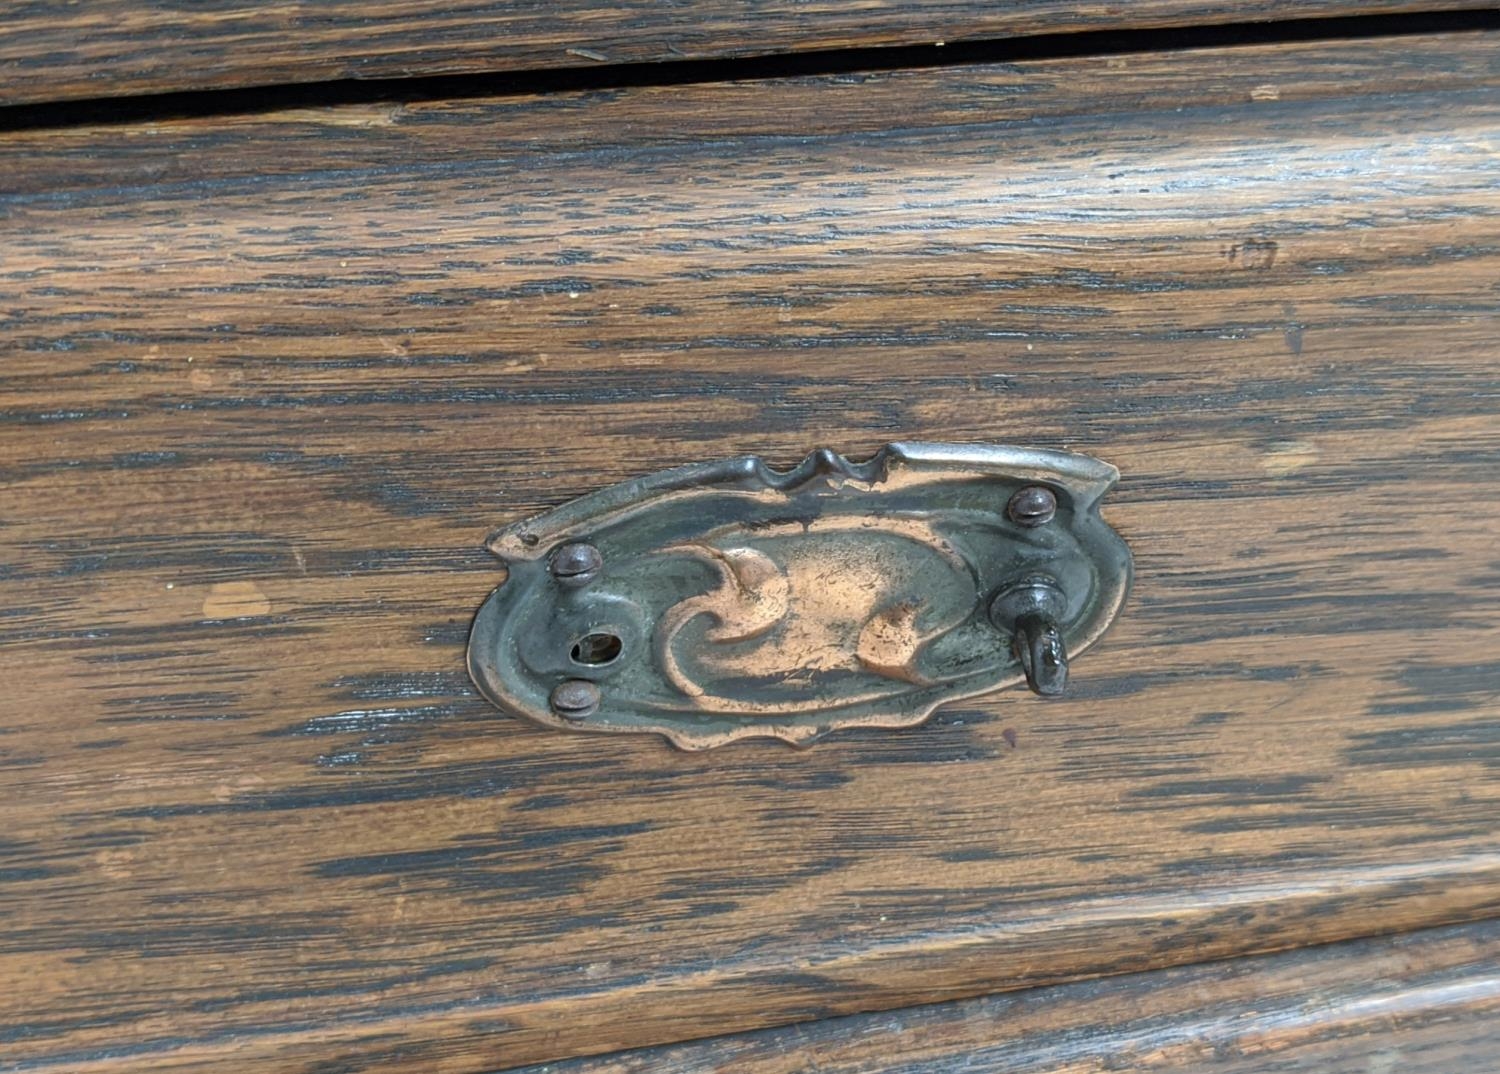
[529,920,1500,1073]
[10,31,1500,197]
[4,29,1500,1074]
[1,0,1498,106]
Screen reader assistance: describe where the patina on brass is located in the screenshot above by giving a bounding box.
[468,443,1131,749]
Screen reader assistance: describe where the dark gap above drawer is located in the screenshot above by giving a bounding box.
[1,4,1499,119]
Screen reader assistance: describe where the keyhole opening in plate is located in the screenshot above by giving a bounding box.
[571,632,623,666]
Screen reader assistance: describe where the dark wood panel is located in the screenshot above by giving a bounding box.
[1,0,1497,106]
[3,31,1500,1074]
[524,919,1500,1073]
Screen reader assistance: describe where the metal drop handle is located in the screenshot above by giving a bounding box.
[1013,613,1068,696]
[990,575,1070,698]
[469,446,1131,749]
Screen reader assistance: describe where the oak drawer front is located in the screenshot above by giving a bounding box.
[3,29,1500,1074]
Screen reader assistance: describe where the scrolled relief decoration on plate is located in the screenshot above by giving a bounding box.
[468,442,1132,749]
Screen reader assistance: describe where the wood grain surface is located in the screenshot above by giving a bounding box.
[525,919,1500,1073]
[2,1,1499,106]
[4,29,1500,1074]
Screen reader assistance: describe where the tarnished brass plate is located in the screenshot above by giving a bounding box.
[468,443,1131,749]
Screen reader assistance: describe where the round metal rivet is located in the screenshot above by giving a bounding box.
[1007,486,1057,527]
[550,680,601,720]
[550,541,603,586]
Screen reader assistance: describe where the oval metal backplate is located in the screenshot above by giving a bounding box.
[468,443,1131,749]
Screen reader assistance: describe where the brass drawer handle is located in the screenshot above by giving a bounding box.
[468,443,1131,749]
